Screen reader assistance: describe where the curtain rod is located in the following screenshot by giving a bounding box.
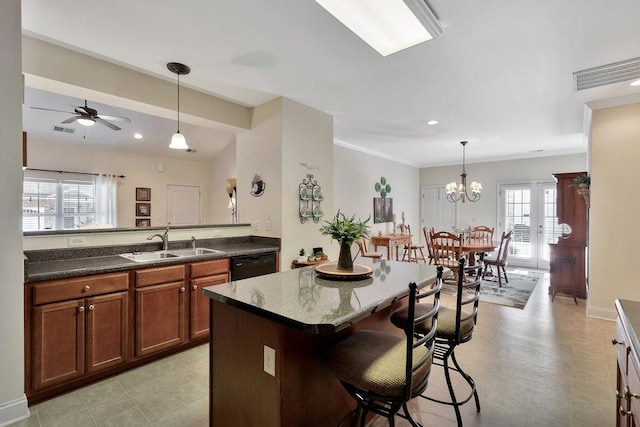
[25,168,125,178]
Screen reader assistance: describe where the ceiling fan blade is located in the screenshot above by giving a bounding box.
[31,106,74,114]
[95,117,121,131]
[61,116,79,124]
[96,114,131,123]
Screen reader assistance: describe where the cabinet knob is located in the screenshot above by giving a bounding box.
[84,285,90,291]
[612,337,625,346]
[78,306,85,312]
[619,405,632,417]
[180,287,185,292]
[88,304,95,311]
[193,285,198,290]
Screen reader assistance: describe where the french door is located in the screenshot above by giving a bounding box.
[499,182,567,270]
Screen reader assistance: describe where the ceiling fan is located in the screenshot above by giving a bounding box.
[31,100,131,130]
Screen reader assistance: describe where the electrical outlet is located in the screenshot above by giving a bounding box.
[264,345,275,376]
[265,216,272,231]
[68,237,86,247]
[253,221,259,231]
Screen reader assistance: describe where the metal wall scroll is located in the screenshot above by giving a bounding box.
[299,174,324,223]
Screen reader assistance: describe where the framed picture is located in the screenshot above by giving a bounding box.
[373,197,393,223]
[136,187,151,201]
[136,218,151,228]
[136,203,151,217]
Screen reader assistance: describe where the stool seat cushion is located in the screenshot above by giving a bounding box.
[390,305,474,339]
[323,330,431,397]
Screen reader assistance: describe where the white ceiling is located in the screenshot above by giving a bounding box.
[20,0,640,167]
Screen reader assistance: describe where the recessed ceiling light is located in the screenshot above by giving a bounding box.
[630,79,640,86]
[427,120,439,125]
[134,133,143,139]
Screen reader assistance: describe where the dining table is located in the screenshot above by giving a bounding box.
[461,238,497,266]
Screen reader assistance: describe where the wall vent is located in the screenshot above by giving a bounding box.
[574,57,640,91]
[52,126,76,134]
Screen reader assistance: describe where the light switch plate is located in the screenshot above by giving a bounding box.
[264,345,275,376]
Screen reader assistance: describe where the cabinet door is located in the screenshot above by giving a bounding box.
[135,281,187,357]
[32,299,85,390]
[86,292,128,373]
[190,274,228,340]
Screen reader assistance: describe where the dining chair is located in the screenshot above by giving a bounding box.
[390,259,482,427]
[422,227,435,265]
[402,225,427,263]
[355,237,383,259]
[482,230,513,287]
[323,268,443,427]
[470,226,494,242]
[430,231,472,283]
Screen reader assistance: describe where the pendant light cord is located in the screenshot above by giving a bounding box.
[177,73,180,133]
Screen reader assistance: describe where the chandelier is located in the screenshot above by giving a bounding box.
[446,141,482,203]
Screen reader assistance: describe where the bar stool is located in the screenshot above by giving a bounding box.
[323,268,443,426]
[390,258,482,426]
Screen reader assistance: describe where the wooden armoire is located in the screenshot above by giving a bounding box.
[549,172,588,299]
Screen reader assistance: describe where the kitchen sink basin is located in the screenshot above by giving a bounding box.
[167,248,225,256]
[120,247,224,262]
[120,251,180,262]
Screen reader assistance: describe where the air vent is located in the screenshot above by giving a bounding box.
[52,126,76,134]
[186,148,198,153]
[574,57,640,91]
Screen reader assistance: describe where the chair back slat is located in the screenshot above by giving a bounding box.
[431,231,463,265]
[402,266,443,401]
[470,226,494,242]
[497,230,513,263]
[453,257,482,343]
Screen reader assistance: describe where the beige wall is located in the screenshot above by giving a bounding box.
[334,145,420,244]
[0,0,29,423]
[237,98,334,268]
[209,139,238,224]
[27,138,215,227]
[589,102,640,318]
[420,154,587,230]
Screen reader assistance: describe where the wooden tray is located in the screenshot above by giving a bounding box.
[315,263,373,281]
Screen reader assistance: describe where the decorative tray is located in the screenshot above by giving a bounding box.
[315,263,373,281]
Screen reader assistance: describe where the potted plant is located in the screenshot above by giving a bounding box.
[569,175,590,189]
[569,174,590,207]
[319,211,370,270]
[298,248,306,262]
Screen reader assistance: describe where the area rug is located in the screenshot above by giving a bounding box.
[478,269,545,309]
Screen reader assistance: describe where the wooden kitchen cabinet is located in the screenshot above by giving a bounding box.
[134,264,187,357]
[189,259,229,340]
[615,300,640,427]
[29,273,128,391]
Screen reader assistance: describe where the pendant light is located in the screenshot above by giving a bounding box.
[167,62,190,150]
[445,141,482,203]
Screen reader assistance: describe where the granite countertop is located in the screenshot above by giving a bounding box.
[25,240,279,283]
[617,299,640,360]
[202,258,444,334]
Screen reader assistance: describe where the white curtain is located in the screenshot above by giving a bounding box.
[95,174,118,227]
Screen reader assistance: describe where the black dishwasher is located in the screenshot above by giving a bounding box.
[230,252,277,280]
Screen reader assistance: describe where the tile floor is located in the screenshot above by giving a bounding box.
[11,270,616,426]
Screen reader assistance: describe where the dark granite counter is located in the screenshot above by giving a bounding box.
[616,299,640,359]
[25,237,279,283]
[202,258,444,334]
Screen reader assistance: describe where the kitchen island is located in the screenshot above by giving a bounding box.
[202,258,443,426]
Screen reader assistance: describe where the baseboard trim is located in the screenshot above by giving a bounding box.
[0,395,30,427]
[587,304,616,321]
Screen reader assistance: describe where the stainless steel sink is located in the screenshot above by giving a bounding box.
[120,247,224,262]
[167,248,225,256]
[120,251,180,262]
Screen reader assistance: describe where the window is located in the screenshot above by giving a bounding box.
[23,172,97,231]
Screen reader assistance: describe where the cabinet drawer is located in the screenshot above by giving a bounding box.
[33,273,129,305]
[628,351,640,420]
[190,259,229,279]
[136,264,185,287]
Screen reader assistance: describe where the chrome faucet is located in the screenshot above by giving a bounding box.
[191,236,196,250]
[147,227,169,251]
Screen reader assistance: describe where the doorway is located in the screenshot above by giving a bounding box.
[166,184,201,226]
[498,182,567,269]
